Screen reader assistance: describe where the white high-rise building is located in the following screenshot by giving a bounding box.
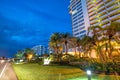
[32,45,45,56]
[69,0,120,38]
[86,0,120,27]
[69,0,90,38]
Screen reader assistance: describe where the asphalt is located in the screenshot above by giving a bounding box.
[0,61,18,80]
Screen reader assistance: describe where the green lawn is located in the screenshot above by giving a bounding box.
[13,63,120,80]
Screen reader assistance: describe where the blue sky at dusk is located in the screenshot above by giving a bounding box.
[0,0,72,57]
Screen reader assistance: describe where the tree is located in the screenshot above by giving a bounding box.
[61,33,71,55]
[15,50,24,59]
[103,22,120,58]
[76,38,82,58]
[81,36,94,58]
[24,48,34,61]
[49,33,62,61]
[69,37,82,58]
[88,26,106,62]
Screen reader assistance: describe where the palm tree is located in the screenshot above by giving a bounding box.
[75,37,82,58]
[88,26,106,62]
[49,33,62,61]
[15,50,24,59]
[69,37,82,58]
[49,33,62,54]
[81,36,94,57]
[61,33,71,55]
[102,22,120,79]
[69,37,77,57]
[103,22,120,58]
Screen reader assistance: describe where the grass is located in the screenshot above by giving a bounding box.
[13,63,120,80]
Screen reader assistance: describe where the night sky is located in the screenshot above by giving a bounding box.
[0,0,72,57]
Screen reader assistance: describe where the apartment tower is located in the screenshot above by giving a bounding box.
[69,0,90,38]
[69,0,120,38]
[87,0,120,27]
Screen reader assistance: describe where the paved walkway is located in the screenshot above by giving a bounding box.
[0,62,18,80]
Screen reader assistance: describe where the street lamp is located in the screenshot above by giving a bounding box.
[87,70,91,80]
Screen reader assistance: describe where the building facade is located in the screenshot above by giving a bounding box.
[69,0,90,38]
[69,0,120,38]
[32,45,46,56]
[86,0,120,27]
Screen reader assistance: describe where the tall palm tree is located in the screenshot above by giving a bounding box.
[69,37,77,57]
[102,22,120,79]
[49,33,62,54]
[61,33,71,55]
[103,22,120,58]
[81,36,94,57]
[49,33,62,61]
[75,37,82,58]
[88,26,106,62]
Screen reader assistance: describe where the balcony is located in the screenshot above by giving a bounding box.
[98,5,105,12]
[109,8,120,16]
[105,1,114,7]
[100,15,108,20]
[106,4,116,11]
[91,19,97,24]
[96,0,103,5]
[97,2,104,8]
[89,16,96,21]
[87,2,92,7]
[110,14,120,21]
[90,17,96,21]
[87,0,90,3]
[88,9,94,14]
[89,12,97,18]
[89,11,96,17]
[88,5,94,10]
[104,0,111,4]
[102,18,110,23]
[90,20,98,25]
[98,10,106,16]
[106,4,116,10]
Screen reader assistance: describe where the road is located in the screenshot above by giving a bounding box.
[0,61,18,80]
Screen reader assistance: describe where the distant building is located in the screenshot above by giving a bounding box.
[32,45,46,56]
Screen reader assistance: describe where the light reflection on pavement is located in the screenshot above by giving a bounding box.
[0,61,18,80]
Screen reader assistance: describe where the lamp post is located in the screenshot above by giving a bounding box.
[87,70,91,80]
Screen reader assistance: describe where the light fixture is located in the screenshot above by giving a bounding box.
[87,70,91,75]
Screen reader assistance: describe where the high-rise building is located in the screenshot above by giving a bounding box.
[32,45,46,56]
[69,0,120,38]
[69,0,90,38]
[86,0,120,27]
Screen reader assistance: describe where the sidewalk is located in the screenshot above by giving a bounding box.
[0,62,18,80]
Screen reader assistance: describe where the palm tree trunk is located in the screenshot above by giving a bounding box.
[97,46,106,62]
[74,47,77,57]
[65,42,68,55]
[108,39,112,58]
[56,43,59,62]
[78,47,81,58]
[105,43,109,59]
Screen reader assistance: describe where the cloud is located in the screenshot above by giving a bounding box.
[0,0,71,57]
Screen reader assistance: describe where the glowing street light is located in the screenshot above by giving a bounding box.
[87,70,91,80]
[87,70,91,75]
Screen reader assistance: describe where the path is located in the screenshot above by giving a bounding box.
[0,61,18,80]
